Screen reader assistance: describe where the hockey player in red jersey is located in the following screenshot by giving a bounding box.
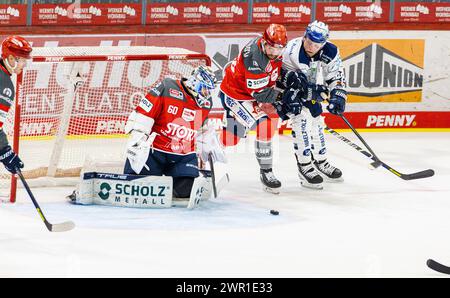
[123,65,224,199]
[219,23,287,194]
[0,36,32,175]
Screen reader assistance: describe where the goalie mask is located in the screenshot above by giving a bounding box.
[185,65,217,108]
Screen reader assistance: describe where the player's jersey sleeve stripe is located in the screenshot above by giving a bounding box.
[0,103,10,112]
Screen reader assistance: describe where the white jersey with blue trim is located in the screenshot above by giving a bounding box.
[282,37,346,91]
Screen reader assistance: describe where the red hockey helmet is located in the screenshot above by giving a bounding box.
[1,36,32,60]
[262,24,288,48]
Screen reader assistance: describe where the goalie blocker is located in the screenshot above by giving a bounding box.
[68,172,213,209]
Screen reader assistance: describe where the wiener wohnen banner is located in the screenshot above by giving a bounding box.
[32,3,142,25]
[147,3,248,24]
[395,2,450,22]
[251,2,312,23]
[0,4,27,26]
[316,1,390,23]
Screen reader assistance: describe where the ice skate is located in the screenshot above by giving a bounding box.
[297,162,323,189]
[313,159,343,182]
[260,168,282,194]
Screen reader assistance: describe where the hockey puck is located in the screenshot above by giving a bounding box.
[270,210,279,216]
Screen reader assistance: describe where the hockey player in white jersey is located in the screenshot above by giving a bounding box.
[280,20,347,189]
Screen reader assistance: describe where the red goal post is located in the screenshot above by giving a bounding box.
[0,46,211,203]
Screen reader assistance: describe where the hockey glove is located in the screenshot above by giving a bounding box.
[282,70,308,89]
[0,145,24,174]
[300,84,329,102]
[126,130,157,174]
[281,88,302,116]
[196,124,226,164]
[326,88,347,115]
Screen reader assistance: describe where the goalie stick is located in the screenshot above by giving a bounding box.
[16,169,75,232]
[324,126,435,180]
[207,153,230,198]
[208,153,218,198]
[427,259,450,275]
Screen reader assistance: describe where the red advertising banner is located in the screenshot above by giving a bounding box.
[395,2,450,23]
[252,3,312,23]
[147,3,248,24]
[0,4,27,26]
[316,2,390,23]
[279,111,450,133]
[32,3,142,26]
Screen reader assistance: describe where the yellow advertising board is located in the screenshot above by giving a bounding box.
[332,39,425,103]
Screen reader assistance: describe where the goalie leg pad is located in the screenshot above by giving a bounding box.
[72,172,173,209]
[172,176,213,209]
[187,176,213,209]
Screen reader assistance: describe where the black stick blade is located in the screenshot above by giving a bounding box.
[402,169,435,181]
[427,259,450,275]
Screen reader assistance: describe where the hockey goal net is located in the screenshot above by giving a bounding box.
[0,46,211,203]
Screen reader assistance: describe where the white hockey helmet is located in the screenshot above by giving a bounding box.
[305,20,329,44]
[184,65,216,108]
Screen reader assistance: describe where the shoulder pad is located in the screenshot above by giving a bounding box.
[0,71,15,105]
[161,78,186,101]
[319,42,338,64]
[242,38,267,74]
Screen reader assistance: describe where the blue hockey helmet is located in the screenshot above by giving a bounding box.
[185,65,217,108]
[305,20,329,44]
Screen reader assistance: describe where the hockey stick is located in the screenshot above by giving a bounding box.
[16,169,75,232]
[208,153,218,198]
[338,114,382,169]
[427,259,450,275]
[216,173,230,195]
[324,126,435,180]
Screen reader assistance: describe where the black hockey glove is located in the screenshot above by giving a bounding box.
[0,145,24,174]
[326,88,347,115]
[300,84,329,102]
[281,88,302,115]
[282,70,308,89]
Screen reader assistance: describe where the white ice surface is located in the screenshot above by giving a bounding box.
[0,132,449,277]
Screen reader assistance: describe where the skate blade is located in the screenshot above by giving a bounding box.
[300,180,323,190]
[320,175,344,183]
[262,186,280,194]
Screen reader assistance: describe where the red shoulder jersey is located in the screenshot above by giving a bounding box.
[135,78,212,155]
[220,37,282,101]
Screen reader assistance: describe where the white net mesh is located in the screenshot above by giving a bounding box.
[0,46,209,202]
